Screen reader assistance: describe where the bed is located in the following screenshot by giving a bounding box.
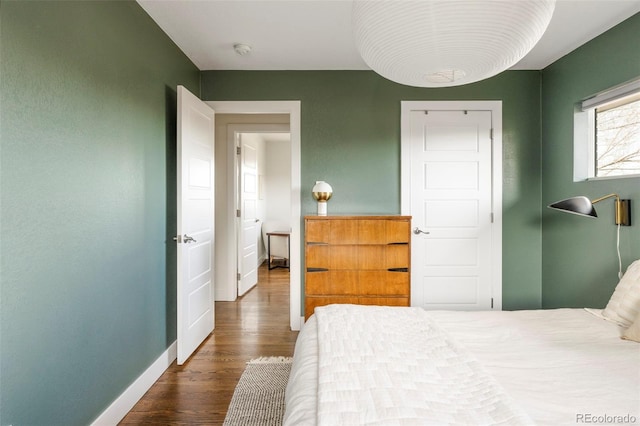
[284,305,640,425]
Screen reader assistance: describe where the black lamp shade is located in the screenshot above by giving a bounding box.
[548,196,597,218]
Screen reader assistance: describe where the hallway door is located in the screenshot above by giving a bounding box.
[176,85,215,364]
[238,134,259,296]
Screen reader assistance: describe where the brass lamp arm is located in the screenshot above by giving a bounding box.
[589,193,630,226]
[591,193,620,204]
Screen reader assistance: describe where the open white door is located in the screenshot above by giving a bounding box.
[176,85,215,365]
[237,134,259,296]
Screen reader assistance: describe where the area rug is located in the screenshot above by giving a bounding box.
[223,356,292,426]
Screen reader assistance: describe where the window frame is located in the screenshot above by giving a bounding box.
[574,77,640,181]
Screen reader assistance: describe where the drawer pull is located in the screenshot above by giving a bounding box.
[307,267,329,273]
[388,242,409,245]
[388,267,408,272]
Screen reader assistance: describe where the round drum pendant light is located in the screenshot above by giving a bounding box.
[352,0,555,87]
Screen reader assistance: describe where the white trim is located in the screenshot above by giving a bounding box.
[491,103,503,311]
[91,341,177,426]
[576,79,640,180]
[581,77,640,110]
[400,100,503,310]
[207,101,302,331]
[573,109,595,181]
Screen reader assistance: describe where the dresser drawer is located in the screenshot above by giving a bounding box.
[305,270,358,295]
[357,297,410,307]
[359,271,409,295]
[305,296,359,318]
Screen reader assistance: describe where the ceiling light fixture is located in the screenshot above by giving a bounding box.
[352,0,556,88]
[233,43,252,56]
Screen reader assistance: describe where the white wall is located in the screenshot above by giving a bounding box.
[265,140,292,223]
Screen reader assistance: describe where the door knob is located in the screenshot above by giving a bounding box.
[183,234,197,243]
[413,227,430,235]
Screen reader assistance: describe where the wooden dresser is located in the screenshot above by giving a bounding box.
[304,215,411,320]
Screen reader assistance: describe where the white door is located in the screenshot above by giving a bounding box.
[237,134,259,296]
[403,104,501,310]
[176,85,215,364]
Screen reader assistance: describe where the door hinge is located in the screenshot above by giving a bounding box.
[237,272,241,281]
[490,212,494,223]
[236,146,241,155]
[490,128,494,140]
[236,209,241,218]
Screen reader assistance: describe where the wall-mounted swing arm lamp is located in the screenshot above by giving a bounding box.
[548,193,632,278]
[547,193,631,226]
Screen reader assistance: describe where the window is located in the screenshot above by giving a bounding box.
[574,78,640,181]
[594,93,640,177]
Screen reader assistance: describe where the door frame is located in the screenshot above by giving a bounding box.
[230,124,291,297]
[207,100,302,331]
[400,101,503,310]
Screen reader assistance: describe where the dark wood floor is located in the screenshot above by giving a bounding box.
[120,263,298,425]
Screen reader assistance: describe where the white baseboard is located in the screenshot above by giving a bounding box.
[91,341,177,426]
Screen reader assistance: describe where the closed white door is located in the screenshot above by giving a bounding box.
[176,86,215,364]
[404,105,500,310]
[237,135,259,296]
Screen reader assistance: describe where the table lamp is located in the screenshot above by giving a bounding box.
[312,181,333,216]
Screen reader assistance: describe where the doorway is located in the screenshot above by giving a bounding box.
[207,101,302,331]
[234,127,291,297]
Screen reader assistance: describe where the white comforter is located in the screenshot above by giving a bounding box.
[310,304,533,425]
[284,306,640,426]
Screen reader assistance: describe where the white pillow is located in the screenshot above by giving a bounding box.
[602,259,640,327]
[622,311,640,343]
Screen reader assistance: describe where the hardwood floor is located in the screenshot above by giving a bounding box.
[120,263,298,425]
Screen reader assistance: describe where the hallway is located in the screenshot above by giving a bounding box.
[120,264,298,424]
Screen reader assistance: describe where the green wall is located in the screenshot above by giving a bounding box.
[2,1,634,423]
[0,1,199,425]
[202,70,544,311]
[541,13,640,308]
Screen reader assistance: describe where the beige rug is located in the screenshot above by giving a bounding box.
[223,356,293,426]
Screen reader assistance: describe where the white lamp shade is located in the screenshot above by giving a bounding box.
[312,181,333,201]
[353,0,555,87]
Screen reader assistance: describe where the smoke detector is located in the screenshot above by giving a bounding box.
[233,43,252,56]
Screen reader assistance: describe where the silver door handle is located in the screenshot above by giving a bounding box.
[413,227,430,235]
[183,234,197,243]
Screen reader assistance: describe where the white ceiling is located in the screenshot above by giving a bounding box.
[138,0,640,72]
